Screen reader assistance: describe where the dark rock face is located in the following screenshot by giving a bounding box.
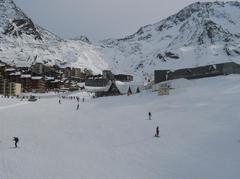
[156,52,179,62]
[0,0,42,40]
[157,53,164,60]
[138,34,152,41]
[73,36,91,44]
[165,52,179,59]
[4,18,42,40]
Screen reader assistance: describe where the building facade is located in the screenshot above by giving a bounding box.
[0,77,22,96]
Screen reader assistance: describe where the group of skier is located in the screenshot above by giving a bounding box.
[59,97,84,103]
[9,113,158,149]
[61,96,82,101]
[58,96,85,111]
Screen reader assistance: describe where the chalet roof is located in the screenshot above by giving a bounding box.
[129,85,140,93]
[115,81,142,94]
[115,81,129,94]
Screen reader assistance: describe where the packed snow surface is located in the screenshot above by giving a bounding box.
[1,75,240,179]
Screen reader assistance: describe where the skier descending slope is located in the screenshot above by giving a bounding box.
[148,112,151,120]
[155,126,160,137]
[13,137,19,148]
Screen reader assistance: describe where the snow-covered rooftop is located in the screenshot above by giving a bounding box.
[21,74,31,78]
[9,72,21,76]
[5,68,15,72]
[32,76,43,80]
[45,77,55,81]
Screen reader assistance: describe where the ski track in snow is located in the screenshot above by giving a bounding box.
[0,101,30,110]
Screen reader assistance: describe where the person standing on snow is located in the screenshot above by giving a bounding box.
[76,104,79,110]
[155,126,159,137]
[148,112,152,120]
[13,137,19,148]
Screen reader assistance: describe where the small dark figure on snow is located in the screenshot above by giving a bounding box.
[59,99,61,104]
[13,137,19,148]
[82,98,85,103]
[76,104,79,110]
[148,112,151,120]
[155,126,159,137]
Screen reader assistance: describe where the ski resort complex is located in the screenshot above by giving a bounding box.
[1,0,240,179]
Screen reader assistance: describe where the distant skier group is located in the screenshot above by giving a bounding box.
[8,112,157,150]
[58,96,85,111]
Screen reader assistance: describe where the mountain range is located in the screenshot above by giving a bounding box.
[97,1,240,80]
[1,0,240,81]
[0,0,107,74]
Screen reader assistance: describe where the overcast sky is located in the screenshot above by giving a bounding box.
[14,0,220,40]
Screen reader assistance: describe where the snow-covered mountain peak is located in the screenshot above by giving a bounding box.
[2,0,240,80]
[115,1,240,45]
[0,0,41,39]
[0,0,108,74]
[98,1,240,80]
[71,36,91,44]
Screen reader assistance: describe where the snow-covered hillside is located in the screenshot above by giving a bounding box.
[98,1,240,80]
[0,0,107,74]
[2,0,240,79]
[0,75,240,178]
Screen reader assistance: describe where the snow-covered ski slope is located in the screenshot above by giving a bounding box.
[1,75,240,179]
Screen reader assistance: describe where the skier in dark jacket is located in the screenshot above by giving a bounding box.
[76,104,79,110]
[155,126,159,137]
[148,112,152,120]
[13,137,19,148]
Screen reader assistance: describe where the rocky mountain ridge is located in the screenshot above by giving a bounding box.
[1,0,240,80]
[0,0,107,74]
[97,1,240,80]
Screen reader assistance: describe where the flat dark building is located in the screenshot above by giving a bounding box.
[154,62,240,84]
